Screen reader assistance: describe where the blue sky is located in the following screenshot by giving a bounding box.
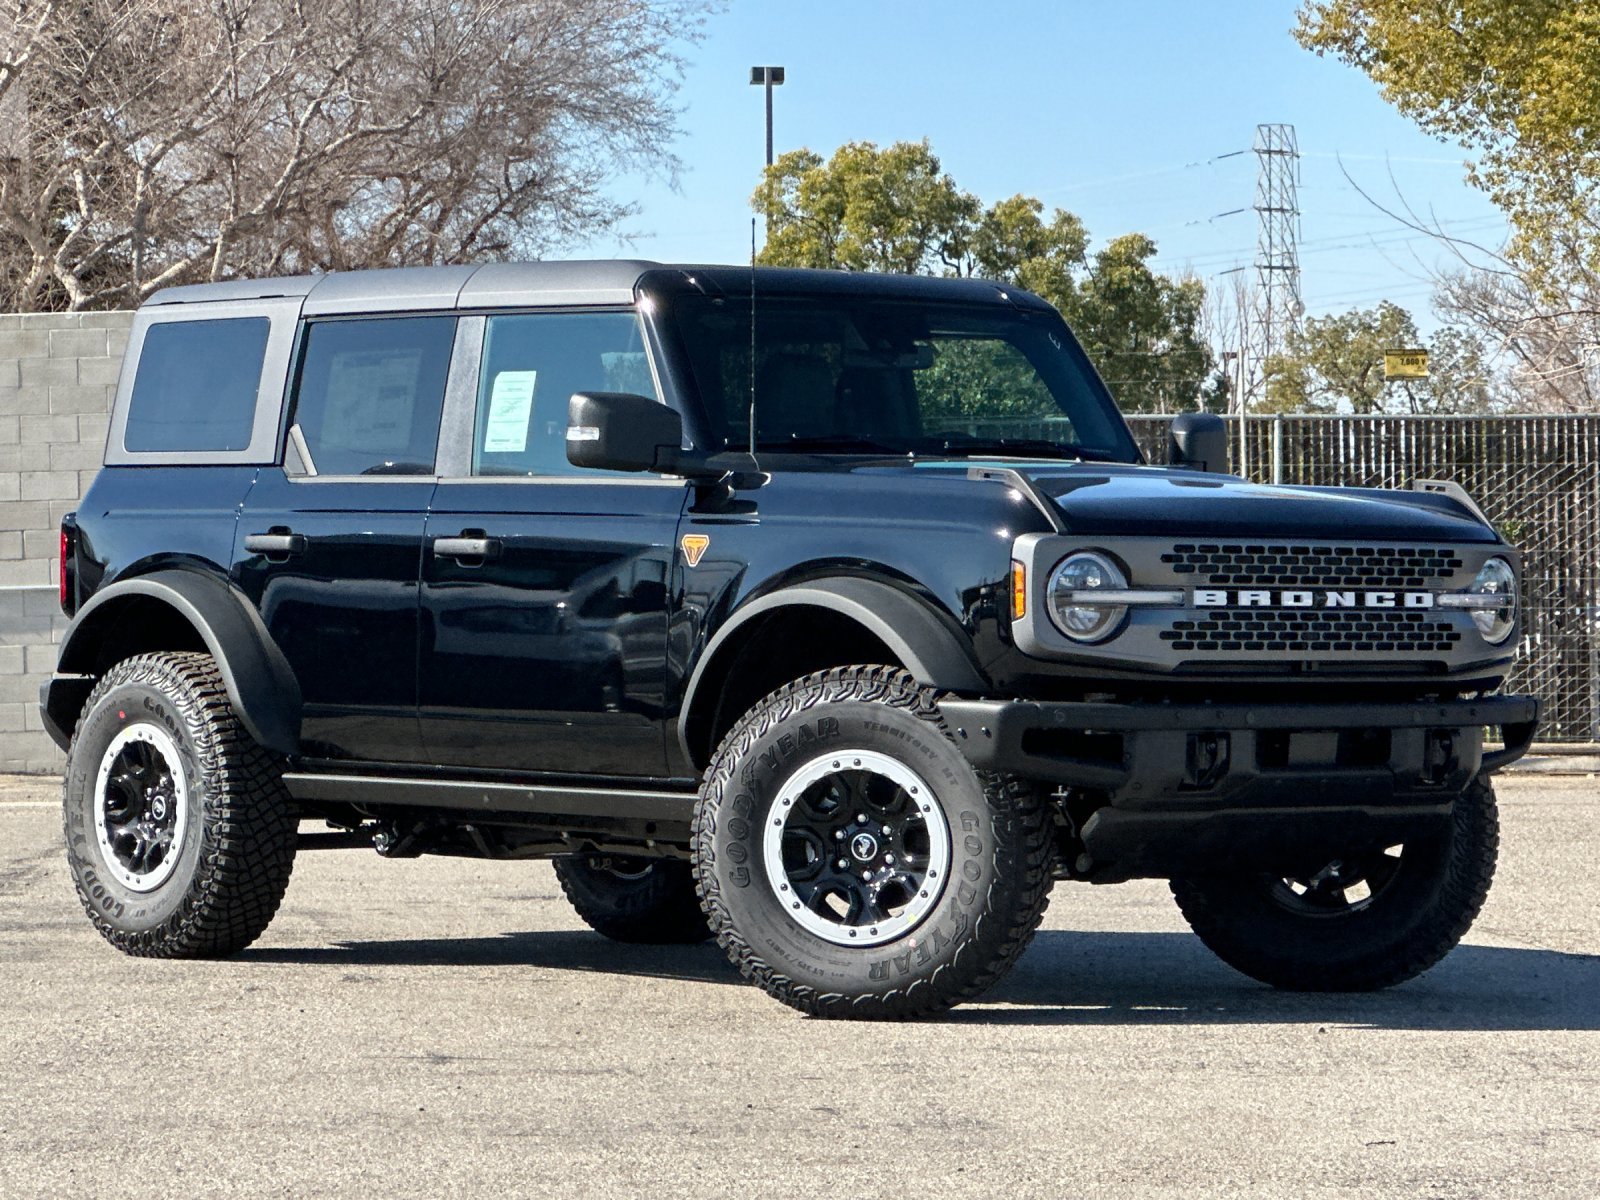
[571,1,1505,333]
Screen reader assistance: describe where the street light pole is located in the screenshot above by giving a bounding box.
[749,66,785,167]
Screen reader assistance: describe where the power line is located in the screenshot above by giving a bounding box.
[1248,123,1303,408]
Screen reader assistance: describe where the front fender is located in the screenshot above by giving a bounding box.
[44,569,301,754]
[677,575,989,766]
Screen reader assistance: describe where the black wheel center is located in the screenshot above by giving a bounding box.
[849,832,879,862]
[1271,844,1406,916]
[767,751,951,947]
[99,735,182,882]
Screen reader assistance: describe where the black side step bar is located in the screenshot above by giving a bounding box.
[282,773,697,826]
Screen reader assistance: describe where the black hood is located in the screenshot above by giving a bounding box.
[875,462,1498,542]
[1025,465,1497,541]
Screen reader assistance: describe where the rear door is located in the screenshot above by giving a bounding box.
[418,309,686,778]
[232,315,459,763]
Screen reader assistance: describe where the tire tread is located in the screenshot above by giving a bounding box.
[692,665,1052,1019]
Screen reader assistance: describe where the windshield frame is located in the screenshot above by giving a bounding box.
[639,276,1143,467]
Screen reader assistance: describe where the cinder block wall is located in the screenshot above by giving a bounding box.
[0,311,131,771]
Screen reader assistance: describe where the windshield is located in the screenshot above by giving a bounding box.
[662,294,1140,462]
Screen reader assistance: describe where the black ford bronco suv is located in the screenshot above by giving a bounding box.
[41,261,1538,1018]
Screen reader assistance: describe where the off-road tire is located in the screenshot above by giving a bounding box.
[692,666,1052,1019]
[1171,774,1499,991]
[553,855,712,944]
[63,651,297,957]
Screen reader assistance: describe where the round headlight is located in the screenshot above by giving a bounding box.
[1047,551,1128,643]
[1470,556,1517,644]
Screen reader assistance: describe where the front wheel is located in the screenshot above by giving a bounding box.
[553,854,711,944]
[1171,775,1499,991]
[693,666,1052,1019]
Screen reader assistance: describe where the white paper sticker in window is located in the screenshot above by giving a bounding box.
[483,370,537,453]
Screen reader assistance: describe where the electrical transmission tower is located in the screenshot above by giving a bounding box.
[1245,123,1303,409]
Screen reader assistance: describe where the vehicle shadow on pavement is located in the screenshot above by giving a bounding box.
[958,930,1600,1032]
[246,929,745,986]
[244,928,1600,1028]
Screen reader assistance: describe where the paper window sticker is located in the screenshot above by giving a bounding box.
[322,349,424,452]
[483,370,538,453]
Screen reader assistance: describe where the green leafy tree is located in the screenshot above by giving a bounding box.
[1262,300,1497,413]
[1296,1,1600,294]
[753,140,979,274]
[753,142,1212,412]
[1061,234,1211,415]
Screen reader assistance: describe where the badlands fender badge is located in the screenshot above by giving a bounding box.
[681,534,710,567]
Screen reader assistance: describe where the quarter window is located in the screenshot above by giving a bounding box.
[472,312,659,476]
[290,317,457,476]
[124,317,269,453]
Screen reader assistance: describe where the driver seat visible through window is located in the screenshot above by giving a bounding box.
[754,353,836,443]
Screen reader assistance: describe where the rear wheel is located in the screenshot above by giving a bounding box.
[62,652,297,957]
[693,666,1052,1019]
[553,855,712,944]
[1171,774,1499,991]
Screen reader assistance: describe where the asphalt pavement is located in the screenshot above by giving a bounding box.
[0,772,1595,1199]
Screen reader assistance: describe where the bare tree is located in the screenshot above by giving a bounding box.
[1329,161,1600,414]
[1197,269,1258,413]
[1435,269,1600,413]
[0,0,710,311]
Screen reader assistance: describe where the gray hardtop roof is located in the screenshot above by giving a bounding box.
[145,260,663,311]
[144,260,1042,313]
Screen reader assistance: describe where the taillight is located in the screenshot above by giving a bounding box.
[58,523,74,614]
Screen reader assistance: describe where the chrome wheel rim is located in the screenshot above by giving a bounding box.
[762,749,951,947]
[93,724,189,892]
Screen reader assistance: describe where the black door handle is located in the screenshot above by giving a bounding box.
[433,534,502,562]
[244,531,307,556]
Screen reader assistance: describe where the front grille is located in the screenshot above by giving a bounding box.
[1160,543,1463,589]
[1160,609,1463,654]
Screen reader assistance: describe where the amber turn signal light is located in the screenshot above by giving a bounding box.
[1011,559,1026,620]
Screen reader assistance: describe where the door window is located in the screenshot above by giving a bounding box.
[290,317,457,476]
[472,312,658,476]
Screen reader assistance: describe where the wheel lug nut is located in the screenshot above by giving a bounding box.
[881,824,891,835]
[834,830,844,840]
[856,813,867,824]
[837,859,847,869]
[861,870,872,880]
[885,854,895,865]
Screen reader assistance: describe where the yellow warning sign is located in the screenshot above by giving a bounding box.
[1384,348,1429,380]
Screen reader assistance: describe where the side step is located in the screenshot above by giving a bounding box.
[282,772,696,831]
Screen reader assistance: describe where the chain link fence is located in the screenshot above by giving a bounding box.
[1124,414,1600,743]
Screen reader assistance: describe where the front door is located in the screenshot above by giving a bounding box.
[418,310,685,779]
[233,314,458,763]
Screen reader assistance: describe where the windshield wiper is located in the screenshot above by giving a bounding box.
[752,434,906,455]
[931,436,1122,463]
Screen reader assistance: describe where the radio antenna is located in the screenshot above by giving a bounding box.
[748,217,758,455]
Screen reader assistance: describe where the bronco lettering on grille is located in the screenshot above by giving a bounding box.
[1192,589,1437,609]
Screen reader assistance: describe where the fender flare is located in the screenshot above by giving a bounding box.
[678,576,989,766]
[46,569,301,755]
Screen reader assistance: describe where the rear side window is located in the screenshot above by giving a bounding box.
[291,317,457,476]
[123,318,269,452]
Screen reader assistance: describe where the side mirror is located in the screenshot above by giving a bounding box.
[566,392,719,480]
[1167,412,1230,474]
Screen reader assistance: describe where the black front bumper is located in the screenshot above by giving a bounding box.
[939,693,1540,881]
